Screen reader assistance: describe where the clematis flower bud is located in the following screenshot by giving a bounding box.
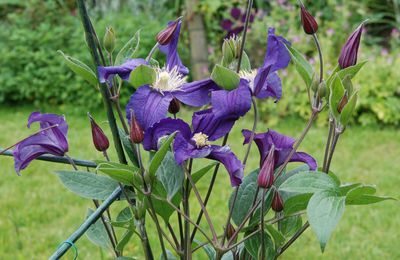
[271,190,284,212]
[338,23,364,69]
[88,113,109,152]
[168,97,181,115]
[258,145,275,189]
[300,4,318,34]
[156,18,180,45]
[337,91,348,113]
[130,113,144,144]
[226,222,236,241]
[103,26,116,53]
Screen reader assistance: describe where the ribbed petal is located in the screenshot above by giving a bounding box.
[14,144,54,174]
[207,145,244,187]
[126,85,173,131]
[192,109,235,141]
[97,58,147,83]
[174,78,219,107]
[143,118,191,151]
[338,24,364,69]
[159,20,189,75]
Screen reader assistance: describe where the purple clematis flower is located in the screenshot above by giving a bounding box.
[144,111,244,187]
[221,7,256,38]
[13,112,69,174]
[238,27,291,101]
[98,58,148,83]
[126,20,219,131]
[242,129,317,170]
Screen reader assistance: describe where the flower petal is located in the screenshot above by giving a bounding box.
[207,145,244,187]
[211,79,252,118]
[97,58,147,83]
[192,109,235,141]
[289,152,318,171]
[254,72,283,101]
[14,144,54,174]
[143,118,191,151]
[174,78,219,107]
[264,28,291,72]
[173,134,212,165]
[126,86,173,131]
[159,20,189,75]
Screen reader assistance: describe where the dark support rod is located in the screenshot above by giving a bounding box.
[49,187,122,260]
[0,149,97,168]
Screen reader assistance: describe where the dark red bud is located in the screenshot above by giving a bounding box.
[337,92,348,113]
[130,114,144,144]
[88,113,109,152]
[271,190,284,212]
[258,145,275,189]
[338,23,364,69]
[156,19,180,45]
[168,97,181,115]
[300,5,318,35]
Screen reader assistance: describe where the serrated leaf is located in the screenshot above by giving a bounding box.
[285,44,313,87]
[55,170,119,200]
[211,64,240,90]
[115,30,141,65]
[129,64,156,88]
[86,208,112,249]
[307,190,346,252]
[149,132,177,176]
[279,171,339,194]
[156,152,184,200]
[58,50,98,86]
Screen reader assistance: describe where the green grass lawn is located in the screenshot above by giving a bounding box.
[0,105,399,259]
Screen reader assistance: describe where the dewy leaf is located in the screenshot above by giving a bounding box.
[58,50,98,87]
[279,171,339,194]
[156,151,184,201]
[307,190,346,252]
[285,44,313,87]
[211,64,240,90]
[119,128,139,167]
[115,30,141,65]
[191,162,218,185]
[149,132,177,176]
[86,208,112,249]
[55,170,119,200]
[129,64,156,88]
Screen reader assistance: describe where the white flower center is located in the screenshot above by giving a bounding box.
[192,132,210,148]
[239,69,258,91]
[152,66,186,92]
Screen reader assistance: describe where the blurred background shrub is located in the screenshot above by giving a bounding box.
[0,0,399,124]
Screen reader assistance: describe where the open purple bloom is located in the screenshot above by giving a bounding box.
[13,112,69,174]
[98,58,148,83]
[144,111,244,187]
[242,129,317,170]
[239,27,291,101]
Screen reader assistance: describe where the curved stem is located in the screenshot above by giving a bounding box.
[312,34,324,83]
[146,43,160,62]
[322,118,334,172]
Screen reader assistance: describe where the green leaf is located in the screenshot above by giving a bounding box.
[283,193,312,215]
[115,30,140,65]
[244,230,275,259]
[340,91,358,126]
[329,74,345,121]
[156,152,184,200]
[265,225,285,247]
[86,208,112,249]
[119,128,139,167]
[279,171,339,195]
[117,207,133,222]
[58,50,98,87]
[240,51,251,71]
[345,185,395,205]
[129,64,156,88]
[116,229,134,252]
[149,132,177,176]
[97,162,139,185]
[285,44,313,87]
[337,60,367,81]
[192,239,216,260]
[115,257,137,260]
[275,164,310,187]
[55,170,119,200]
[211,64,240,90]
[160,250,178,260]
[307,190,346,252]
[148,180,181,223]
[339,183,362,195]
[191,162,218,185]
[279,215,302,238]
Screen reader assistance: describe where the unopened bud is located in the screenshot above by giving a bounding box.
[88,113,109,152]
[156,18,180,45]
[103,26,116,53]
[300,4,318,34]
[338,23,364,69]
[258,145,275,189]
[130,112,144,144]
[271,190,284,212]
[310,75,319,93]
[168,97,181,115]
[226,222,236,241]
[337,92,348,113]
[317,81,326,99]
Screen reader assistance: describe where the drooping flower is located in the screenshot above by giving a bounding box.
[13,112,69,174]
[338,23,364,69]
[300,4,318,34]
[242,129,317,170]
[143,110,244,187]
[88,113,109,152]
